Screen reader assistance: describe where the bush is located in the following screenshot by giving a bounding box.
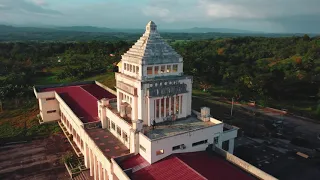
[61,151,74,164]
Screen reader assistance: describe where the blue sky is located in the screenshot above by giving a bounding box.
[0,0,319,33]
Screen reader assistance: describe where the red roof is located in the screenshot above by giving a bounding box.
[41,83,116,123]
[120,152,255,180]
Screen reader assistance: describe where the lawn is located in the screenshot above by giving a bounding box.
[0,100,60,143]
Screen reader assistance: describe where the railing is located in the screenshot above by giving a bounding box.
[83,121,102,130]
[214,147,278,180]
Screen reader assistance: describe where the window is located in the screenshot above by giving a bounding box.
[166,65,171,73]
[147,66,153,75]
[140,145,146,152]
[214,137,219,144]
[154,66,159,74]
[133,65,135,73]
[160,66,165,73]
[176,96,180,114]
[123,132,128,142]
[47,110,56,114]
[156,99,159,118]
[172,145,181,151]
[136,66,139,74]
[130,64,132,72]
[173,64,178,72]
[117,126,121,136]
[46,97,55,101]
[111,122,115,130]
[124,63,127,70]
[171,97,174,115]
[222,140,229,151]
[192,140,208,147]
[166,97,170,116]
[161,98,164,117]
[156,149,164,155]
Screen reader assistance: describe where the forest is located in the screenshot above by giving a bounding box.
[0,35,319,119]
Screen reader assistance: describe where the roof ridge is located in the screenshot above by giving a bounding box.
[79,85,99,101]
[174,155,208,180]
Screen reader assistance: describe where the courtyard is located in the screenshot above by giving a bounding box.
[0,134,72,180]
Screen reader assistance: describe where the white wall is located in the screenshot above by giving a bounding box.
[140,123,223,164]
[36,91,60,122]
[139,133,152,163]
[106,107,132,149]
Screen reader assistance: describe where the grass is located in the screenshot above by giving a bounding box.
[193,86,319,120]
[84,72,116,89]
[0,100,61,142]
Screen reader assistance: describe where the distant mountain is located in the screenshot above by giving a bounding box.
[55,26,114,33]
[162,27,263,34]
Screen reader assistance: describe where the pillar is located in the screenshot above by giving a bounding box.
[117,91,121,112]
[228,139,235,154]
[94,155,98,180]
[90,149,93,176]
[148,98,154,125]
[103,169,108,180]
[132,96,137,121]
[84,144,88,167]
[98,162,102,180]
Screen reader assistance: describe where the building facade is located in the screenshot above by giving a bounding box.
[33,21,269,180]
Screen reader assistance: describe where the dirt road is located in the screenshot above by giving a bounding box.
[0,134,72,180]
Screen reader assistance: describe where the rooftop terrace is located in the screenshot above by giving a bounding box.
[40,83,116,123]
[86,128,129,159]
[143,116,218,140]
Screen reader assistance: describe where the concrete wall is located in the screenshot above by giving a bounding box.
[111,159,131,180]
[106,107,132,149]
[140,123,224,164]
[36,91,60,122]
[214,147,278,180]
[139,133,152,163]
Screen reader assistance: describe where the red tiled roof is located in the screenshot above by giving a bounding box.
[121,155,205,180]
[120,152,255,180]
[41,83,116,123]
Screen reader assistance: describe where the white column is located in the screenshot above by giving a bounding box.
[103,169,108,180]
[89,149,93,176]
[98,162,102,180]
[117,91,121,112]
[148,98,155,121]
[228,139,235,154]
[132,96,137,121]
[84,144,88,167]
[94,155,98,180]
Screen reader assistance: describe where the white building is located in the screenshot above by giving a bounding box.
[34,21,276,180]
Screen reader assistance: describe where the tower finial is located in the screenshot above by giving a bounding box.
[146,21,157,33]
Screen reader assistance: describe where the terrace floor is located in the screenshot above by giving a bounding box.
[86,128,129,159]
[143,116,217,140]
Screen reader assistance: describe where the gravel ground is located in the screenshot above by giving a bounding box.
[0,134,72,180]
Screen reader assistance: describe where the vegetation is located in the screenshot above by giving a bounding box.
[0,34,319,142]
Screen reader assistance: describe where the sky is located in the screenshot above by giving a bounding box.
[0,0,319,33]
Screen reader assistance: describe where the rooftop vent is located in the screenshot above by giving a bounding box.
[201,107,211,122]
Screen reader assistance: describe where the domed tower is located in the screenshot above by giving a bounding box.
[115,21,192,126]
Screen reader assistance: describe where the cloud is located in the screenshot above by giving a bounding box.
[30,0,47,6]
[0,0,61,15]
[199,0,320,20]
